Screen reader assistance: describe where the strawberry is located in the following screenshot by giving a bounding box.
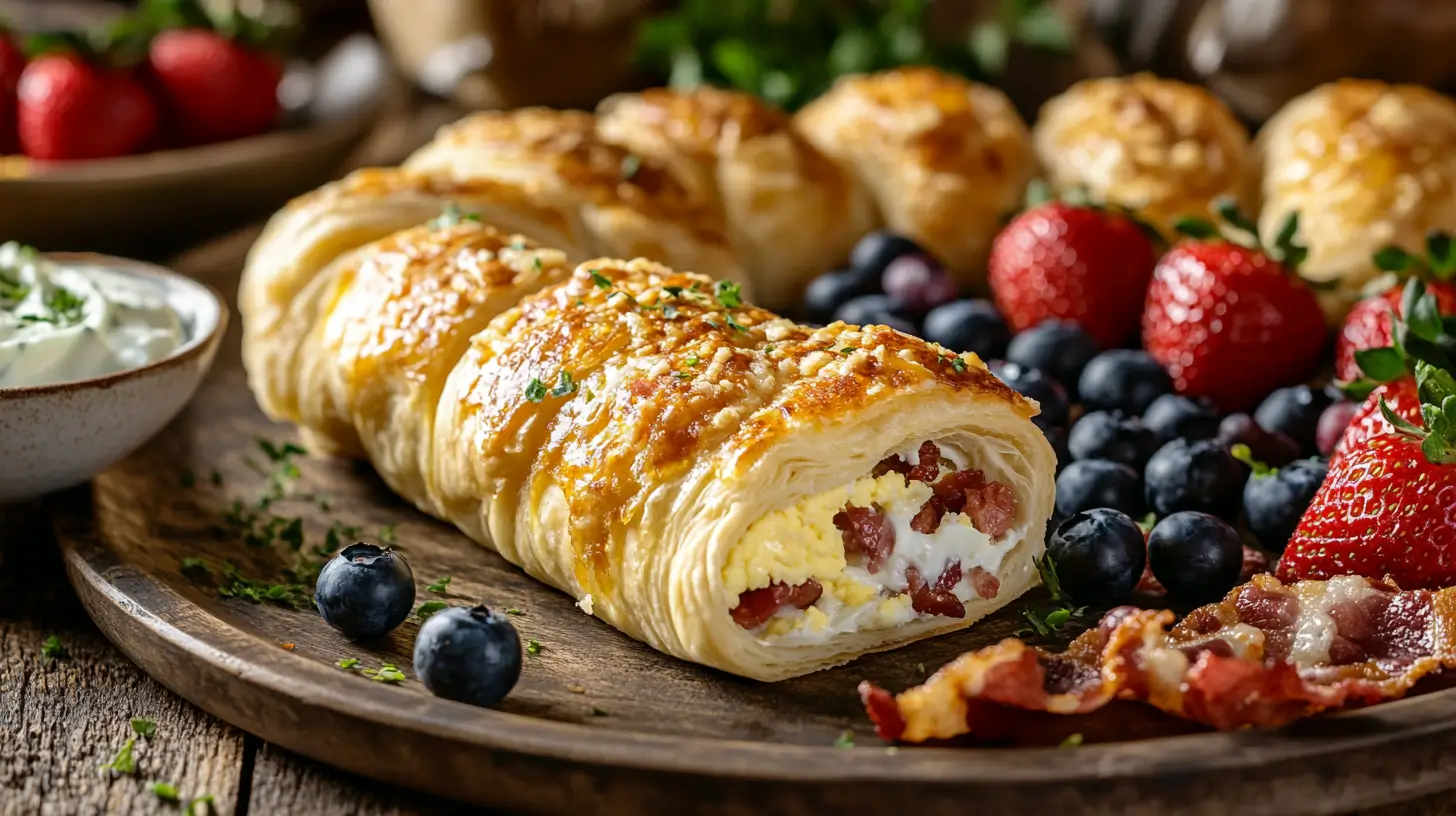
[1332,378,1421,465]
[17,50,158,160]
[1280,280,1456,589]
[146,19,282,146]
[988,199,1158,349]
[1141,201,1327,413]
[1333,235,1456,382]
[0,26,23,153]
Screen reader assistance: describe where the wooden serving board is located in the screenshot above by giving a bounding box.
[49,232,1456,815]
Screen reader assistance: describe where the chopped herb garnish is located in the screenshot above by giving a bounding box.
[620,153,642,180]
[337,658,360,670]
[185,794,216,816]
[426,576,452,594]
[257,439,307,462]
[1059,733,1084,749]
[416,601,448,620]
[378,524,397,545]
[833,730,855,749]
[672,371,692,380]
[147,781,180,802]
[429,203,481,230]
[99,739,136,775]
[364,663,406,684]
[713,280,743,308]
[950,357,967,372]
[505,608,525,616]
[180,469,196,488]
[41,635,64,664]
[510,239,528,251]
[662,286,684,298]
[130,718,157,739]
[532,256,543,272]
[550,370,579,397]
[526,639,542,655]
[686,355,699,367]
[764,344,776,352]
[525,377,549,402]
[839,346,855,355]
[584,388,595,401]
[723,313,748,333]
[589,269,612,289]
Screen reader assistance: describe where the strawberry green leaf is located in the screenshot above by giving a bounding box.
[1172,216,1219,241]
[1408,288,1445,342]
[1023,179,1053,208]
[1428,231,1456,279]
[1373,245,1416,273]
[1417,360,1456,404]
[1444,394,1456,429]
[1270,211,1307,268]
[25,30,93,59]
[1213,196,1260,239]
[1338,377,1380,401]
[1381,397,1427,439]
[1353,346,1407,383]
[1402,278,1427,329]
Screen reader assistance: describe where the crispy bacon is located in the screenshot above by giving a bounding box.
[905,563,966,618]
[834,504,895,573]
[906,440,941,484]
[970,566,1000,600]
[872,454,913,478]
[730,579,824,629]
[965,481,1016,537]
[860,574,1456,742]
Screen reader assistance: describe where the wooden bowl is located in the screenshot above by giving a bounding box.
[0,34,392,256]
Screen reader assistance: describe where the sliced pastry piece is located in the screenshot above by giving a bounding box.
[795,67,1033,287]
[1033,74,1252,235]
[596,86,878,309]
[402,108,743,287]
[1256,80,1456,312]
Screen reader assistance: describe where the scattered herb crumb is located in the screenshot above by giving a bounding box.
[713,280,742,309]
[416,601,448,621]
[723,313,749,333]
[426,576,452,594]
[840,346,855,355]
[686,355,699,367]
[363,663,407,684]
[550,370,578,397]
[620,153,642,181]
[833,730,855,749]
[505,608,524,616]
[186,794,216,815]
[180,469,196,488]
[130,718,157,739]
[532,256,543,272]
[99,739,136,776]
[1059,733,1084,749]
[378,524,397,545]
[525,377,548,402]
[41,635,64,664]
[589,269,611,289]
[950,357,967,372]
[147,781,180,803]
[526,639,542,656]
[337,658,360,670]
[764,344,776,353]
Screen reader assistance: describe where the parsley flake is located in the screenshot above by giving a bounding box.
[550,370,579,397]
[505,608,525,616]
[186,794,216,816]
[764,344,776,352]
[99,739,137,776]
[41,635,64,664]
[416,601,448,621]
[839,346,855,355]
[833,730,855,749]
[429,203,481,230]
[130,718,157,739]
[724,313,749,332]
[686,355,699,367]
[365,663,407,684]
[713,280,743,308]
[337,658,360,670]
[951,357,967,372]
[148,781,181,803]
[426,576,452,594]
[525,377,549,402]
[589,269,612,289]
[526,639,542,655]
[1059,733,1084,749]
[532,256,543,272]
[672,371,692,380]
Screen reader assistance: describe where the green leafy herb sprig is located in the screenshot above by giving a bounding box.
[1015,553,1089,638]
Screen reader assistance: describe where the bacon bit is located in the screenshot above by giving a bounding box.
[872,454,912,478]
[906,563,966,618]
[834,504,895,573]
[909,500,941,534]
[970,567,1000,600]
[731,579,824,629]
[279,642,296,651]
[906,440,941,484]
[932,468,985,515]
[860,574,1456,743]
[965,481,1016,537]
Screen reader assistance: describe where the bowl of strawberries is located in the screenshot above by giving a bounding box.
[0,0,390,255]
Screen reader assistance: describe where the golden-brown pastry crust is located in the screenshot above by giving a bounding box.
[795,67,1033,286]
[1256,79,1456,308]
[596,87,878,308]
[1034,74,1252,234]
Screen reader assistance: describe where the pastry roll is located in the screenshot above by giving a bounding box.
[1033,74,1252,235]
[243,215,1057,679]
[596,87,878,309]
[402,108,743,287]
[795,67,1034,287]
[1256,80,1456,310]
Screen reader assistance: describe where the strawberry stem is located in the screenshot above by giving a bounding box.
[1230,443,1277,477]
[1359,278,1456,464]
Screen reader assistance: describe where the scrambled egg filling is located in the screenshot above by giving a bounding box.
[723,443,1022,644]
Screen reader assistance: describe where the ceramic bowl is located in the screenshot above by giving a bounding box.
[0,253,227,503]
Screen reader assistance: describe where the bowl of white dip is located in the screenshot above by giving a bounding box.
[0,244,226,503]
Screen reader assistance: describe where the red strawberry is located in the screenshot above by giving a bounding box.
[1332,378,1421,465]
[988,201,1157,349]
[146,28,282,146]
[0,28,23,153]
[17,53,158,160]
[1142,205,1326,412]
[1334,272,1456,384]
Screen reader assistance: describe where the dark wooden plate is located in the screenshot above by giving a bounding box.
[49,267,1456,815]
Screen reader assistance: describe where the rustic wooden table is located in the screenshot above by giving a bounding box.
[4,65,1456,816]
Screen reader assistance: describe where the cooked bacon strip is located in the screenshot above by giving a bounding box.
[861,574,1456,742]
[834,504,895,573]
[730,579,824,629]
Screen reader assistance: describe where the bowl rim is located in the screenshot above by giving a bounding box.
[0,252,230,401]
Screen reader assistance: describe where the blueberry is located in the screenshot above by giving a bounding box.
[1045,508,1146,605]
[315,543,415,639]
[1254,385,1333,456]
[1141,394,1220,445]
[1144,438,1245,520]
[1054,459,1144,518]
[1146,512,1243,605]
[1217,413,1300,468]
[803,270,866,324]
[849,230,925,285]
[1242,457,1328,553]
[883,254,958,314]
[990,361,1069,427]
[923,299,1010,360]
[413,605,522,707]
[1067,411,1159,469]
[1316,400,1358,457]
[1077,349,1172,415]
[1005,320,1100,397]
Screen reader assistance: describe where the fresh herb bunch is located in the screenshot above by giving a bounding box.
[633,0,1073,110]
